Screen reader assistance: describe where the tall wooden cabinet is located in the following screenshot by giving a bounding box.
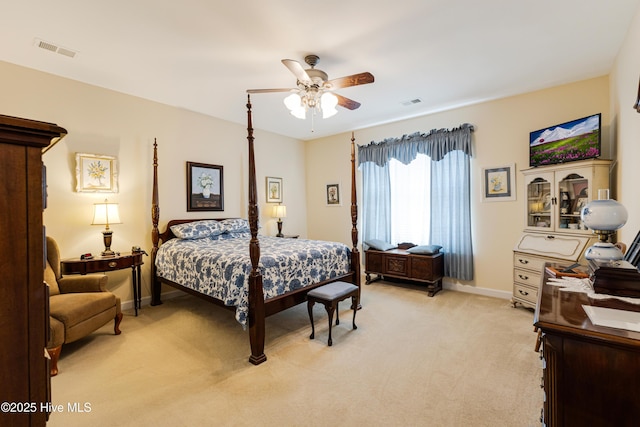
[512,159,611,308]
[0,115,66,426]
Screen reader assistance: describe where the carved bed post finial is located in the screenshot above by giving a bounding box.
[350,132,362,294]
[151,138,162,306]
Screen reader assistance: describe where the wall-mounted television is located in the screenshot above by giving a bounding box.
[529,113,601,167]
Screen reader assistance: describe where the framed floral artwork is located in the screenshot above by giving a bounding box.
[266,177,283,203]
[326,183,341,206]
[75,153,118,193]
[482,164,516,202]
[187,162,224,211]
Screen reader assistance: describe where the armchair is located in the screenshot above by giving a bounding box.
[45,236,122,376]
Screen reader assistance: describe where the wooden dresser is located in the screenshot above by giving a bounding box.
[364,248,444,296]
[0,115,66,426]
[534,265,640,426]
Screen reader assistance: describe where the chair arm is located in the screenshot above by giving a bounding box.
[58,274,108,293]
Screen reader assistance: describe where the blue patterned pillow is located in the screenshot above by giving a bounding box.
[170,220,225,240]
[365,239,396,251]
[220,218,250,233]
[406,245,442,255]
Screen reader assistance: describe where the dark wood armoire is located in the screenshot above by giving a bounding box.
[0,115,66,426]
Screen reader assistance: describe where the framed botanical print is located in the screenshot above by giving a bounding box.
[187,162,224,211]
[482,164,516,202]
[326,183,341,206]
[75,153,118,193]
[266,177,283,203]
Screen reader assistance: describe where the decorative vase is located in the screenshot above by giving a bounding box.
[202,187,210,198]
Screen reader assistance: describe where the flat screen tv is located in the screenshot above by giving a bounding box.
[529,113,601,167]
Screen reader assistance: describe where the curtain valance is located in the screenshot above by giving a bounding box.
[358,123,474,166]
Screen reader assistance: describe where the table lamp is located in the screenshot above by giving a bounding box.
[92,199,122,256]
[272,205,287,237]
[580,189,628,261]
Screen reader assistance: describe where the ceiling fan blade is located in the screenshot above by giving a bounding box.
[335,94,361,110]
[246,88,293,94]
[282,59,311,83]
[327,72,374,89]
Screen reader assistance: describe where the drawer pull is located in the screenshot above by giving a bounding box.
[518,259,529,265]
[546,235,555,240]
[519,289,529,296]
[108,261,117,268]
[518,274,529,280]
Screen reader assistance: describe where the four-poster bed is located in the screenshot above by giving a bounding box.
[150,96,361,364]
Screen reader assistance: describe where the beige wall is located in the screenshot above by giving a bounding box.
[0,61,307,306]
[306,77,610,297]
[610,4,640,245]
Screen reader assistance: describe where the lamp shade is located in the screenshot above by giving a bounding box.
[272,205,287,219]
[580,191,628,232]
[92,200,122,226]
[321,92,338,118]
[581,189,628,261]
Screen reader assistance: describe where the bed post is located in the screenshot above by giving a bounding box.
[150,139,162,306]
[350,132,362,308]
[246,95,267,365]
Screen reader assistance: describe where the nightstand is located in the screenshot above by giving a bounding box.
[61,252,145,316]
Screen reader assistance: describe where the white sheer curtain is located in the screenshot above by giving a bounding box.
[389,154,430,244]
[358,124,474,281]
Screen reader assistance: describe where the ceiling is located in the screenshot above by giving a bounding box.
[1,0,639,141]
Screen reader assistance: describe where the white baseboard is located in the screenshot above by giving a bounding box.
[443,280,512,300]
[120,290,185,312]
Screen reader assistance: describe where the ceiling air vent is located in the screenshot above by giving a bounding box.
[34,38,78,58]
[401,98,423,107]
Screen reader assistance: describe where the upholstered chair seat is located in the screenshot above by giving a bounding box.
[45,236,122,376]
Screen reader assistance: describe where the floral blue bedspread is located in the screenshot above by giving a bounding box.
[155,235,351,326]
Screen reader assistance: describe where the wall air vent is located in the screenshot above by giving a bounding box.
[401,98,423,107]
[34,38,78,58]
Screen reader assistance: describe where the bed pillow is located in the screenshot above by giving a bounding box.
[212,230,252,240]
[170,220,225,240]
[220,218,250,233]
[406,245,442,255]
[365,239,396,251]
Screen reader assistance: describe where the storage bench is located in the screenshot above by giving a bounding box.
[365,248,444,296]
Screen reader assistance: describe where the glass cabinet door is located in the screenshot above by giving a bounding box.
[525,175,552,229]
[556,172,589,232]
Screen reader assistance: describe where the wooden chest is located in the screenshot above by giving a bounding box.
[364,249,444,296]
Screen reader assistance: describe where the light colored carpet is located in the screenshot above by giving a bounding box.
[48,280,541,427]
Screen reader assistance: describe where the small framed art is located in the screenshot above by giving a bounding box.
[266,177,283,203]
[326,183,341,206]
[75,153,118,193]
[482,164,516,202]
[187,162,224,211]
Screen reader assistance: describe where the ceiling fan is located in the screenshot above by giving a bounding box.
[247,54,374,120]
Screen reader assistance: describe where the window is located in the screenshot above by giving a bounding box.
[388,154,430,244]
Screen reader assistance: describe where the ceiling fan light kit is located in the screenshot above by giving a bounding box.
[248,54,374,126]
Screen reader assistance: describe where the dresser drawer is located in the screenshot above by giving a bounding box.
[513,252,547,273]
[513,283,538,306]
[514,268,541,288]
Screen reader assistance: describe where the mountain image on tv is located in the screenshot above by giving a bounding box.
[529,114,601,167]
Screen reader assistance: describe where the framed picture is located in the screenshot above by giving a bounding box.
[326,183,341,206]
[266,177,283,203]
[75,153,118,193]
[187,162,224,211]
[482,164,515,202]
[573,197,588,215]
[539,192,552,212]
